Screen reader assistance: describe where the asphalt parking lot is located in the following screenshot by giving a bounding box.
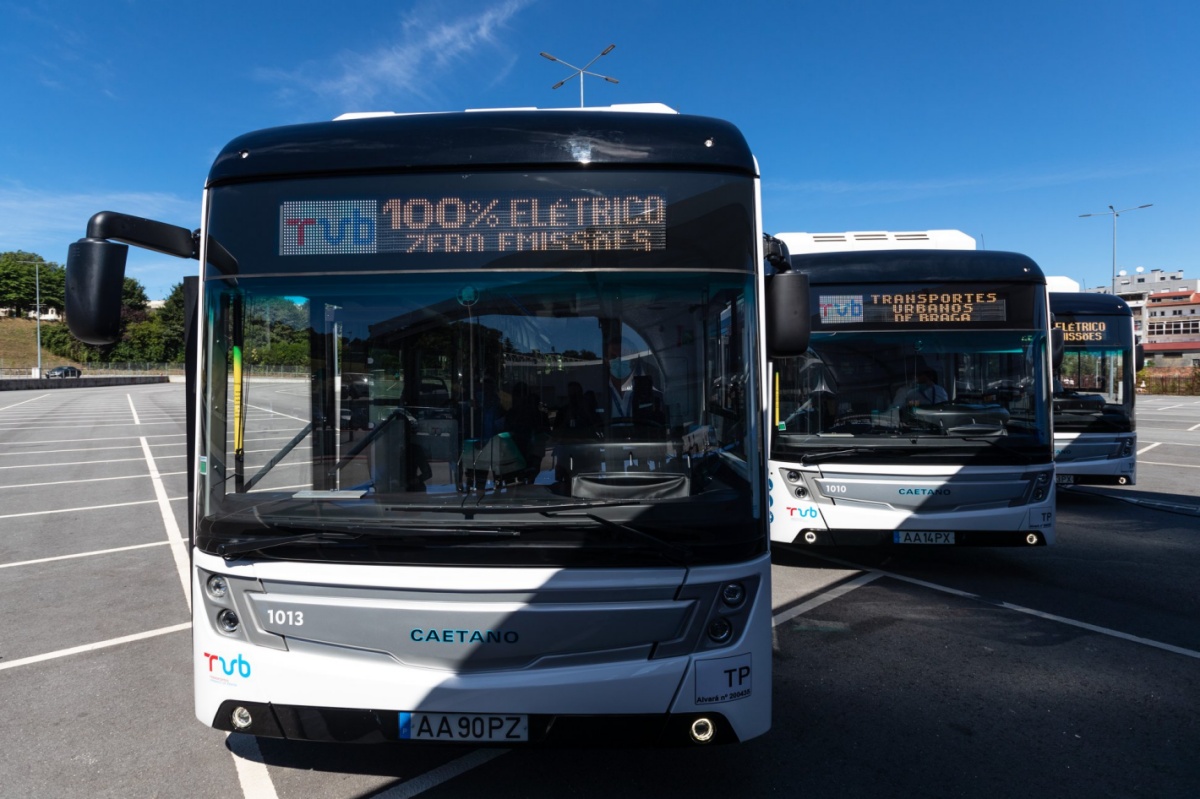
[2,384,1198,798]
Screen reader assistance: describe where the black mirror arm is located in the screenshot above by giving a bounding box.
[83,211,238,275]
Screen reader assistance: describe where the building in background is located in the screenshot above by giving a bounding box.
[1142,289,1200,367]
[1087,268,1200,365]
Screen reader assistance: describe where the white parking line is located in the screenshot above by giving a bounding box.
[0,623,191,672]
[134,432,279,799]
[350,587,889,799]
[140,437,191,607]
[0,394,50,412]
[0,473,165,490]
[0,497,185,519]
[0,432,185,447]
[1140,460,1200,469]
[225,735,280,799]
[0,443,185,457]
[370,750,509,799]
[772,573,882,628]
[0,412,144,422]
[0,421,180,431]
[247,403,310,424]
[801,553,1200,661]
[0,540,176,569]
[1138,442,1162,455]
[0,455,184,471]
[128,394,141,425]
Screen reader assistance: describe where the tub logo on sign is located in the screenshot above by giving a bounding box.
[203,652,251,684]
[818,294,864,325]
[786,505,819,519]
[280,200,377,255]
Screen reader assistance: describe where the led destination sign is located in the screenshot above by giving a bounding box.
[1055,321,1112,343]
[280,194,667,256]
[818,292,1008,326]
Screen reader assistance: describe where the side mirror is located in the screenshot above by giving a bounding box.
[763,234,790,271]
[766,270,810,357]
[64,210,213,346]
[66,238,128,345]
[1135,343,1145,373]
[1050,327,1065,371]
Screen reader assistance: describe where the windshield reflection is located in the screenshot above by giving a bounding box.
[773,330,1050,453]
[202,271,757,530]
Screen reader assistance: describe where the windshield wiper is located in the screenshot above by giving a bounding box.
[955,436,1040,463]
[533,507,691,566]
[945,423,1007,436]
[217,531,363,558]
[215,518,520,558]
[800,446,922,465]
[581,513,692,566]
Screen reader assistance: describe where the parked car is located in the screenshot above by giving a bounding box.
[45,366,82,378]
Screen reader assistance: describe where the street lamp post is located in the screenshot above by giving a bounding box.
[540,44,618,107]
[1079,204,1152,296]
[15,260,46,376]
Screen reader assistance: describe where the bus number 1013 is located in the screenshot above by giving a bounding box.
[266,609,304,627]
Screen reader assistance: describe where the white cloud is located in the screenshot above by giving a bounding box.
[256,0,536,110]
[0,185,198,260]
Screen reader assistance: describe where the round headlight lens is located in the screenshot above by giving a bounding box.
[207,575,229,599]
[720,582,746,608]
[216,609,240,634]
[707,617,733,643]
[231,706,253,730]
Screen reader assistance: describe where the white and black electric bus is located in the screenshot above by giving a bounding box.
[1051,291,1138,486]
[766,237,1055,547]
[64,105,809,746]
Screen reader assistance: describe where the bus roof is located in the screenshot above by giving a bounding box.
[335,102,680,120]
[775,230,976,253]
[1050,292,1133,316]
[207,106,755,186]
[789,249,1045,284]
[1045,275,1081,293]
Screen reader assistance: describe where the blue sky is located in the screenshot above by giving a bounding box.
[2,0,1197,300]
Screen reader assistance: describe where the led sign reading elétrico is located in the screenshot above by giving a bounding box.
[279,194,667,256]
[818,292,1008,325]
[1055,320,1111,343]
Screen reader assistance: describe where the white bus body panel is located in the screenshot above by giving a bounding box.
[192,550,771,742]
[767,460,1055,545]
[775,230,976,253]
[1053,431,1137,484]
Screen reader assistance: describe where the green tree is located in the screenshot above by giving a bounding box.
[0,251,64,314]
[157,282,188,363]
[14,247,157,363]
[108,317,167,363]
[40,323,100,363]
[243,296,310,366]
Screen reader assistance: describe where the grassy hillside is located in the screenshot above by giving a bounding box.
[0,318,74,373]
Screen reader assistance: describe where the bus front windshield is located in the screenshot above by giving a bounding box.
[197,171,761,564]
[1053,313,1135,433]
[773,329,1052,463]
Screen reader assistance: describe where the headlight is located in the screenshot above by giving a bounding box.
[720,582,746,608]
[206,575,229,599]
[216,609,240,634]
